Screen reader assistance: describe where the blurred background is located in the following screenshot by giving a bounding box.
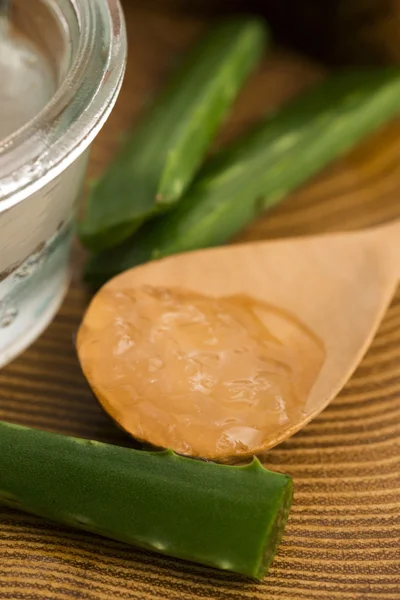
[127,0,400,65]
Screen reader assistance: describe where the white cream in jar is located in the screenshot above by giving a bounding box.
[0,27,55,139]
[0,0,127,368]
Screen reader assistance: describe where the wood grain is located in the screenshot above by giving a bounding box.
[1,3,400,598]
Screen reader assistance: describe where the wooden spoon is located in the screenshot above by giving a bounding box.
[78,220,400,461]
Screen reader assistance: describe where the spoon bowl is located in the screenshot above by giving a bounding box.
[78,221,400,460]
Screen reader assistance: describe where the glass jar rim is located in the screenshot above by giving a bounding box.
[0,0,127,212]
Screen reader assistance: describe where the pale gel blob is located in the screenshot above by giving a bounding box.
[78,286,325,460]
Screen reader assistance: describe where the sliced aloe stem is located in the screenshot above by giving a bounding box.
[85,68,400,287]
[0,420,293,580]
[78,18,268,252]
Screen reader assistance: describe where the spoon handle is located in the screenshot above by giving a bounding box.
[374,220,400,279]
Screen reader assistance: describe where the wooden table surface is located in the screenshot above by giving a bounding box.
[1,3,400,599]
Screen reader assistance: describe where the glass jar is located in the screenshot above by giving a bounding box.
[0,0,127,368]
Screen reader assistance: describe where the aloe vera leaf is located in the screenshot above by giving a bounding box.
[0,420,293,580]
[84,68,400,287]
[78,18,268,252]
